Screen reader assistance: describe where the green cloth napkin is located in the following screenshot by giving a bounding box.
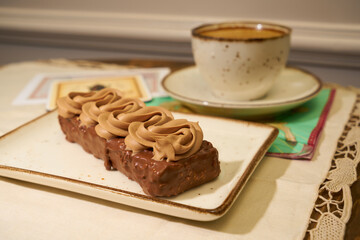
[266,88,335,159]
[146,88,335,160]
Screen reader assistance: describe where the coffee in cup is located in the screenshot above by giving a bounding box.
[191,22,291,101]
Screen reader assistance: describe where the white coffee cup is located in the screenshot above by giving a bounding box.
[191,22,291,101]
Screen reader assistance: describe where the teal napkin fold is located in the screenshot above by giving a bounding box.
[266,88,335,159]
[146,88,335,160]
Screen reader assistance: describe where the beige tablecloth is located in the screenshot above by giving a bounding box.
[0,60,357,240]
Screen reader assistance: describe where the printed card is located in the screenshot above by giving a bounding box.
[13,68,170,106]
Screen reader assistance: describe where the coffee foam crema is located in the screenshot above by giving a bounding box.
[200,27,284,40]
[193,22,290,41]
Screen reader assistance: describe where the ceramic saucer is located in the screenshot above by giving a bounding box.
[161,66,322,119]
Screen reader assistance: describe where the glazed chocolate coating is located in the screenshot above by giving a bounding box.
[58,117,109,166]
[58,116,221,197]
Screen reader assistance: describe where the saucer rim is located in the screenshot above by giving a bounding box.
[161,65,322,109]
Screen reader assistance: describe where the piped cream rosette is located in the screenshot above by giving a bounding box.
[126,119,203,162]
[80,98,145,127]
[57,88,123,119]
[95,106,174,139]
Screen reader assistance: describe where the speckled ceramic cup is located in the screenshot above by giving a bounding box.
[191,22,291,101]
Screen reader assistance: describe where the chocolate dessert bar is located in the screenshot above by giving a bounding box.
[57,88,220,197]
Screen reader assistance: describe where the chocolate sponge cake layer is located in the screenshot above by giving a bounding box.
[58,116,220,197]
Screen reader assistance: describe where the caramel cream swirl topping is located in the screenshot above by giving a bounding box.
[95,106,174,140]
[59,88,205,162]
[80,97,145,127]
[125,119,203,162]
[57,92,95,118]
[57,88,123,118]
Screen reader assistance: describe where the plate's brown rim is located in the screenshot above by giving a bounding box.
[161,65,323,109]
[0,110,55,140]
[0,110,278,220]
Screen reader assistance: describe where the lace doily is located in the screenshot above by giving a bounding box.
[305,92,360,240]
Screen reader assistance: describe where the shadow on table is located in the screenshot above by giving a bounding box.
[1,155,290,236]
[178,157,292,235]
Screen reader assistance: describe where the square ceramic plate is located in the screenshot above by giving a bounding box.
[0,111,278,221]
